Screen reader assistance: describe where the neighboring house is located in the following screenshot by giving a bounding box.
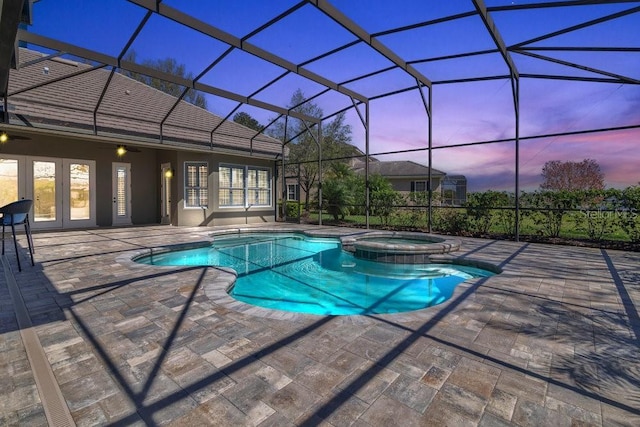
[1,48,283,229]
[441,175,468,206]
[352,159,446,198]
[282,156,466,208]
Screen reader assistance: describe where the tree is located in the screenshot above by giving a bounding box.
[322,178,354,221]
[120,50,207,109]
[540,159,604,191]
[268,89,357,210]
[233,112,263,131]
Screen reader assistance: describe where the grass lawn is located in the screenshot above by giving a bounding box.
[306,208,634,246]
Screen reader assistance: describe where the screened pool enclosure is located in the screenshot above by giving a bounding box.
[1,0,638,236]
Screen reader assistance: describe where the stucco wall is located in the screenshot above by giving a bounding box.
[174,152,276,226]
[1,133,278,228]
[0,133,158,227]
[391,178,442,193]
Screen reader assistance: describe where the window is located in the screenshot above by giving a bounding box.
[219,165,244,206]
[219,164,271,207]
[287,184,298,201]
[248,168,270,206]
[184,162,208,207]
[411,181,427,192]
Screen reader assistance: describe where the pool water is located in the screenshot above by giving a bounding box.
[137,233,493,316]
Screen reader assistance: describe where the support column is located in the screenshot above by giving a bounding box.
[365,102,370,229]
[512,78,521,242]
[282,116,289,221]
[318,120,323,226]
[350,97,371,230]
[281,131,287,221]
[301,120,323,226]
[417,82,433,233]
[428,86,433,233]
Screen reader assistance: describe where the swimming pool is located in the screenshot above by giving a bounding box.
[136,232,494,316]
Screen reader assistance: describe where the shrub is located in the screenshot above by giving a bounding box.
[529,190,580,237]
[321,178,353,221]
[573,189,620,241]
[432,208,467,234]
[279,200,300,219]
[465,191,510,235]
[369,174,403,226]
[619,186,640,243]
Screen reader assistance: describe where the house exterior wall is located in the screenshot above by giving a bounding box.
[130,148,160,225]
[1,133,278,228]
[2,48,284,229]
[174,152,276,227]
[0,133,158,227]
[157,150,179,223]
[390,178,442,195]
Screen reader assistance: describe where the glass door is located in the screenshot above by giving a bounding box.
[112,162,132,225]
[63,159,96,228]
[2,156,97,229]
[30,158,63,229]
[0,156,25,207]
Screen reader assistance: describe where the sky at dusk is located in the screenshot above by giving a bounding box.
[23,0,640,192]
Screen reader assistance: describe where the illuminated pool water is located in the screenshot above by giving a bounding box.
[136,233,494,316]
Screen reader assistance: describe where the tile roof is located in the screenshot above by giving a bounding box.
[353,160,445,178]
[7,48,283,158]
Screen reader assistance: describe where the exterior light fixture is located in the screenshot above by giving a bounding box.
[0,132,8,143]
[116,145,127,157]
[164,169,174,178]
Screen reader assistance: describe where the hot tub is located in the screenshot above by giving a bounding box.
[342,231,460,264]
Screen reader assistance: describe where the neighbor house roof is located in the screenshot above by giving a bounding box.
[443,175,466,181]
[6,48,283,158]
[353,160,445,178]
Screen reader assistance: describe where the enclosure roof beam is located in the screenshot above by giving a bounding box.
[127,0,368,104]
[308,0,433,89]
[519,73,631,84]
[16,30,321,124]
[511,5,640,49]
[371,10,477,38]
[515,50,640,85]
[408,49,500,65]
[515,46,640,52]
[472,0,519,79]
[488,0,640,12]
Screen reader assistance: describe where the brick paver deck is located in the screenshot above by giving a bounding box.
[1,225,639,426]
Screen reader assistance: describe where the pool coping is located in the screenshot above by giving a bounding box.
[116,227,502,322]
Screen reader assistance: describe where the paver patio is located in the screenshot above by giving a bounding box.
[1,224,639,426]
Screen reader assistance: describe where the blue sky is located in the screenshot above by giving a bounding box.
[26,0,640,191]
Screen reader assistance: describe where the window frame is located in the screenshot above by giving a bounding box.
[218,164,245,208]
[184,161,208,208]
[411,180,427,193]
[287,184,298,201]
[218,163,272,208]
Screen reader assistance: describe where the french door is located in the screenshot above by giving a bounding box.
[0,155,96,229]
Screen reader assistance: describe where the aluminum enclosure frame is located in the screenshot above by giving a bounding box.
[1,0,639,239]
